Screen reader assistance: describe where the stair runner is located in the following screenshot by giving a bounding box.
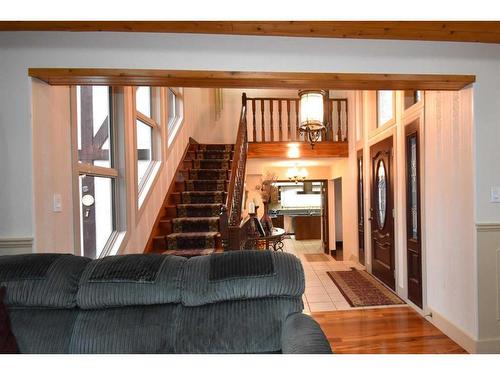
[153,143,234,257]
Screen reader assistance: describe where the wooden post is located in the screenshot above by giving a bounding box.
[337,99,342,142]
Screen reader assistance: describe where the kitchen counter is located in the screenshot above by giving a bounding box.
[268,208,322,239]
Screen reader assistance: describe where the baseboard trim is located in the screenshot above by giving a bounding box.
[428,309,476,353]
[0,237,33,254]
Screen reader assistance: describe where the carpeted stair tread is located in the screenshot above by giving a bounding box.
[193,151,233,160]
[196,144,234,151]
[166,232,220,251]
[167,231,220,238]
[189,169,229,180]
[172,217,220,233]
[176,203,223,218]
[192,159,231,170]
[184,179,228,192]
[181,191,226,204]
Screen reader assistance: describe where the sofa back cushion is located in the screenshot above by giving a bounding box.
[0,254,90,308]
[77,254,185,309]
[181,251,304,307]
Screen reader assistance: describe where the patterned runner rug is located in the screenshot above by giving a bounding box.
[326,268,405,307]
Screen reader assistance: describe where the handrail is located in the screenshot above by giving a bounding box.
[222,92,248,250]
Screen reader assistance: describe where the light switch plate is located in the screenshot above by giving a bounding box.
[53,193,62,212]
[490,186,500,203]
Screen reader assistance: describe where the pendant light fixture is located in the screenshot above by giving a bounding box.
[298,89,327,149]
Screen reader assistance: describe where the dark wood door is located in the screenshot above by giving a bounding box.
[405,121,423,307]
[357,150,365,265]
[321,181,329,253]
[370,137,395,290]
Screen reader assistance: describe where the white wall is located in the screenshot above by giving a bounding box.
[1,31,500,349]
[424,89,477,350]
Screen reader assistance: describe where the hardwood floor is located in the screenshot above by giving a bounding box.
[312,306,467,354]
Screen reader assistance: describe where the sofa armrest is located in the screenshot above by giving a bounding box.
[281,313,332,354]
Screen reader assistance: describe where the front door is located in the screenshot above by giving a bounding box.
[321,181,329,254]
[357,150,365,265]
[370,137,395,290]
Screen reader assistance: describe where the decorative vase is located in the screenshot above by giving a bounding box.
[260,200,274,235]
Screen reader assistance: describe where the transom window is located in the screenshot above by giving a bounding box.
[376,90,395,127]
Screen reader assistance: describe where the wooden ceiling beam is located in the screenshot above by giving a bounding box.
[3,21,500,44]
[28,68,475,91]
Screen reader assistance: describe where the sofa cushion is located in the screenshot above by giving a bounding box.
[181,251,305,306]
[8,308,77,353]
[0,287,19,353]
[0,254,90,308]
[77,254,186,309]
[174,297,303,353]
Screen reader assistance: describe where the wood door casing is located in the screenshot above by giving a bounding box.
[357,150,365,265]
[405,121,423,308]
[370,136,395,290]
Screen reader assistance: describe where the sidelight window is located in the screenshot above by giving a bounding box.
[167,88,184,146]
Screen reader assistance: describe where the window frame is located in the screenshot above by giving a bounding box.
[133,87,162,208]
[167,87,184,148]
[376,90,396,129]
[70,85,125,259]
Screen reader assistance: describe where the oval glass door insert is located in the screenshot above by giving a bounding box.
[376,160,387,229]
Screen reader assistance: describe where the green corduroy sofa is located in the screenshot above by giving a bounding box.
[0,250,332,354]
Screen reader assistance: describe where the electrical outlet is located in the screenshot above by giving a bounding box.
[53,193,62,212]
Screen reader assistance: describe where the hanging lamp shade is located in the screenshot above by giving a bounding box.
[298,90,327,148]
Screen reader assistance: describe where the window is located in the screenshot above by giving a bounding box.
[135,86,160,201]
[167,88,184,146]
[404,90,422,110]
[376,90,395,127]
[74,85,120,259]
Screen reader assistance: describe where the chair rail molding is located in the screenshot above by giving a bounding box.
[0,237,34,254]
[476,222,500,232]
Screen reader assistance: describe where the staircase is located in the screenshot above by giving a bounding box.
[149,143,234,257]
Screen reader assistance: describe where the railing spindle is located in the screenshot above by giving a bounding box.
[278,100,283,141]
[344,99,349,142]
[252,99,256,142]
[337,100,342,142]
[295,99,300,141]
[270,100,274,142]
[286,99,291,141]
[261,100,265,142]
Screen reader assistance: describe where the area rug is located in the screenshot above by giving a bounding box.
[326,268,405,307]
[304,253,331,262]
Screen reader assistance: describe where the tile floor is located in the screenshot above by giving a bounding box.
[282,236,367,313]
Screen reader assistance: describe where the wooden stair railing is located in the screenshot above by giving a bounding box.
[221,93,249,250]
[245,95,348,143]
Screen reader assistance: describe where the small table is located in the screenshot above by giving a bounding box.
[243,227,286,251]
